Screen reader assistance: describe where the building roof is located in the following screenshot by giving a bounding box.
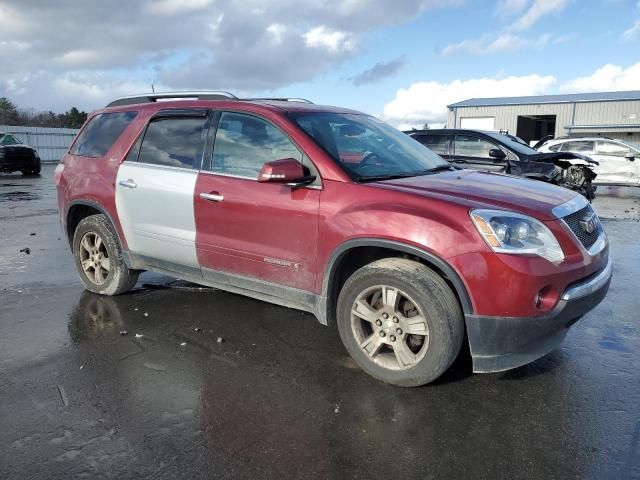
[448,90,640,108]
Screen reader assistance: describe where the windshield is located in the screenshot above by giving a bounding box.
[0,134,22,146]
[484,131,539,155]
[288,112,448,181]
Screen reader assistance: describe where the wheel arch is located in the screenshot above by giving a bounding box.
[321,239,473,326]
[65,200,123,250]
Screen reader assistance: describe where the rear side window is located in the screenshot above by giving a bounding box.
[561,141,594,153]
[71,111,137,157]
[138,117,207,169]
[414,134,448,155]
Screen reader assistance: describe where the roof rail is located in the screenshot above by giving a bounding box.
[245,97,314,104]
[106,91,238,108]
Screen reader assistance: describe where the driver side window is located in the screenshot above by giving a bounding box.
[454,135,499,159]
[210,112,303,179]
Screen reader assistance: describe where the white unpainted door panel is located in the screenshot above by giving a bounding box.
[115,162,199,267]
[592,142,640,186]
[460,117,495,130]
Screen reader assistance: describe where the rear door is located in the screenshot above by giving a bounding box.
[194,111,320,292]
[115,109,209,271]
[593,140,640,185]
[452,134,507,171]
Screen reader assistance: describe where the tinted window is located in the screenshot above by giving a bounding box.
[138,117,207,169]
[0,134,21,145]
[548,144,562,152]
[289,112,446,181]
[454,135,497,158]
[211,112,302,179]
[597,141,630,157]
[561,141,594,153]
[415,134,448,155]
[71,111,137,157]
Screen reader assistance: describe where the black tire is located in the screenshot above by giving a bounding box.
[21,163,41,176]
[72,214,139,295]
[337,258,464,387]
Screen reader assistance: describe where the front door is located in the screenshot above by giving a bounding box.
[194,111,320,293]
[594,140,640,185]
[115,111,208,270]
[452,134,507,172]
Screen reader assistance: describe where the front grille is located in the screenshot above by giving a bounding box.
[3,147,35,162]
[562,204,601,250]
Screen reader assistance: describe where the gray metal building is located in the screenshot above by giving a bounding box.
[447,90,640,145]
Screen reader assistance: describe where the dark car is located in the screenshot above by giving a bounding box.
[406,129,597,200]
[0,132,41,176]
[55,91,611,387]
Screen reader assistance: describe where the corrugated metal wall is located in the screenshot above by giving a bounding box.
[0,125,79,162]
[448,100,640,143]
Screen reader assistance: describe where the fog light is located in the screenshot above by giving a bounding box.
[535,285,558,311]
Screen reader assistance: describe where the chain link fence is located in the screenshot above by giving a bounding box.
[1,125,79,162]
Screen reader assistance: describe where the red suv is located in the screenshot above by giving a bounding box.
[56,92,612,386]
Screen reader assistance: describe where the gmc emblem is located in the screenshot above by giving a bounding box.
[579,213,597,234]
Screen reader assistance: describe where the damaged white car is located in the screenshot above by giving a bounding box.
[537,137,640,186]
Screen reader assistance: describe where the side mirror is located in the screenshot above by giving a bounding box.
[489,148,507,159]
[258,158,316,186]
[625,152,636,161]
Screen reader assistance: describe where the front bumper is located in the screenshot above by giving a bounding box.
[465,256,612,373]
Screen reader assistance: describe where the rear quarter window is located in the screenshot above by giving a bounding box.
[70,111,137,158]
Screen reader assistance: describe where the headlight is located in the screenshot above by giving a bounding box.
[470,209,565,263]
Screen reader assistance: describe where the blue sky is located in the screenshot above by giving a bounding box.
[0,0,639,127]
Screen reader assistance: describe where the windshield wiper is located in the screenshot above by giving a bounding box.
[356,173,419,182]
[357,165,455,182]
[422,164,455,173]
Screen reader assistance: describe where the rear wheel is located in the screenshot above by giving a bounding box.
[337,258,464,387]
[72,214,139,295]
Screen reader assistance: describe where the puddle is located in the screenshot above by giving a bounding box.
[0,191,40,202]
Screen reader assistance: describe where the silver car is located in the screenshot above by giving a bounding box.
[537,137,640,186]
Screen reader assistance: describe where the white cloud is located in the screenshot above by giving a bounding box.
[144,0,215,15]
[382,74,556,127]
[303,26,355,53]
[440,32,552,56]
[0,0,458,110]
[496,0,529,15]
[560,62,640,92]
[624,19,640,40]
[511,0,570,31]
[624,2,640,40]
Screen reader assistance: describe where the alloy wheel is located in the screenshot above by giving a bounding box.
[350,285,430,370]
[79,232,111,286]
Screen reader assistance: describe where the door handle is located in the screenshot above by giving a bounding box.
[119,179,137,189]
[200,192,224,202]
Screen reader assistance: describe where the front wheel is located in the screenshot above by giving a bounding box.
[72,214,139,295]
[337,258,464,387]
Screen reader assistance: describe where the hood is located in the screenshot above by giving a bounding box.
[0,144,35,151]
[373,169,578,221]
[531,151,599,165]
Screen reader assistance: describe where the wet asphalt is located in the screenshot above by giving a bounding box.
[1,165,639,480]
